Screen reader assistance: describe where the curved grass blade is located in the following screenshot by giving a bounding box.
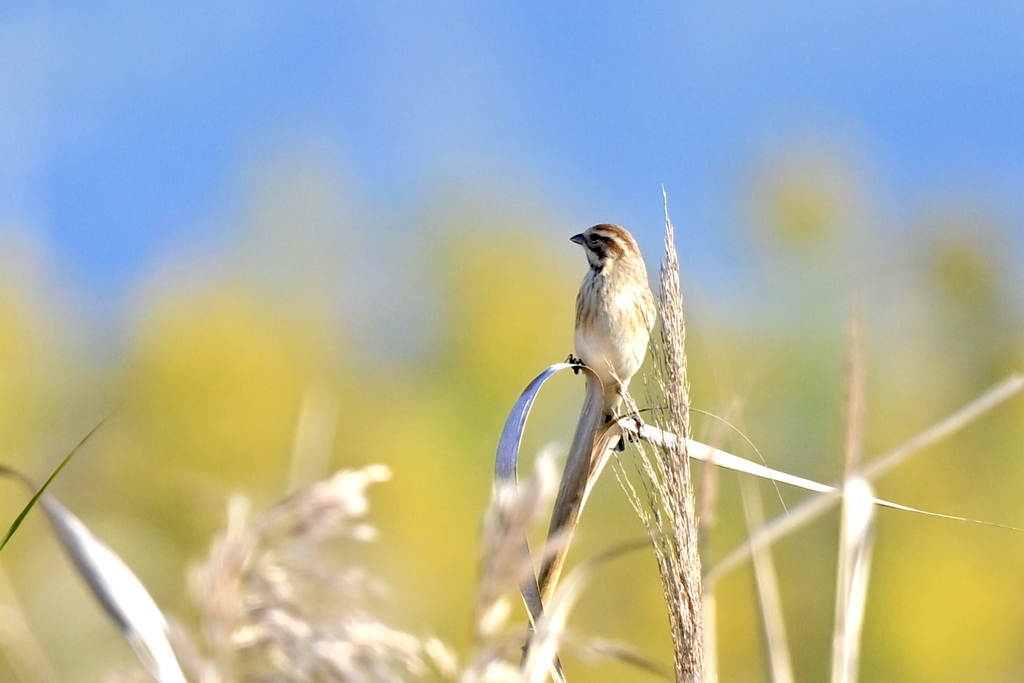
[38,494,187,683]
[739,477,794,683]
[494,362,573,626]
[495,363,572,483]
[495,361,605,682]
[0,419,106,553]
[495,362,606,608]
[0,421,187,682]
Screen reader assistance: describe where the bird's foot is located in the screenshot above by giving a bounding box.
[631,413,644,435]
[566,353,585,375]
[603,412,628,451]
[609,413,644,451]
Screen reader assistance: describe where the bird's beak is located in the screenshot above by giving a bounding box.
[570,233,586,245]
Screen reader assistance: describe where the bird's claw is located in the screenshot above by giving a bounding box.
[566,353,585,375]
[615,414,644,451]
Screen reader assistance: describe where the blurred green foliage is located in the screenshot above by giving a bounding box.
[0,148,1022,682]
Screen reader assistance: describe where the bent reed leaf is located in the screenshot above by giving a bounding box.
[39,495,187,683]
[494,360,607,681]
[0,421,186,683]
[494,361,574,628]
[494,362,607,612]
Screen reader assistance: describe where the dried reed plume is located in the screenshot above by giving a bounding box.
[619,202,704,682]
[171,466,456,683]
[96,456,579,683]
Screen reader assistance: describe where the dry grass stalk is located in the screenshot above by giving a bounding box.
[694,395,743,681]
[652,207,704,682]
[830,301,874,683]
[739,478,794,683]
[842,296,865,478]
[619,202,703,682]
[830,477,876,683]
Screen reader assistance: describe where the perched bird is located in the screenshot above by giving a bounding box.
[571,224,657,421]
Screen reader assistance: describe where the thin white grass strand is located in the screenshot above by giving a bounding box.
[569,635,674,679]
[626,423,835,494]
[861,373,1024,481]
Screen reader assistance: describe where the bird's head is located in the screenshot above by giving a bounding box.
[570,224,643,271]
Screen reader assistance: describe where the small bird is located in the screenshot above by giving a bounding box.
[571,224,657,421]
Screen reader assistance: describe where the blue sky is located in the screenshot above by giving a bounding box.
[2,2,1023,308]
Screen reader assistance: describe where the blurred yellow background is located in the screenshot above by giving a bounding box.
[2,4,1024,681]
[1,148,1022,682]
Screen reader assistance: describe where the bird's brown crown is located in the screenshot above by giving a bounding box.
[572,224,643,267]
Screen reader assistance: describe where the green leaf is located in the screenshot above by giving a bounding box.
[0,418,106,553]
